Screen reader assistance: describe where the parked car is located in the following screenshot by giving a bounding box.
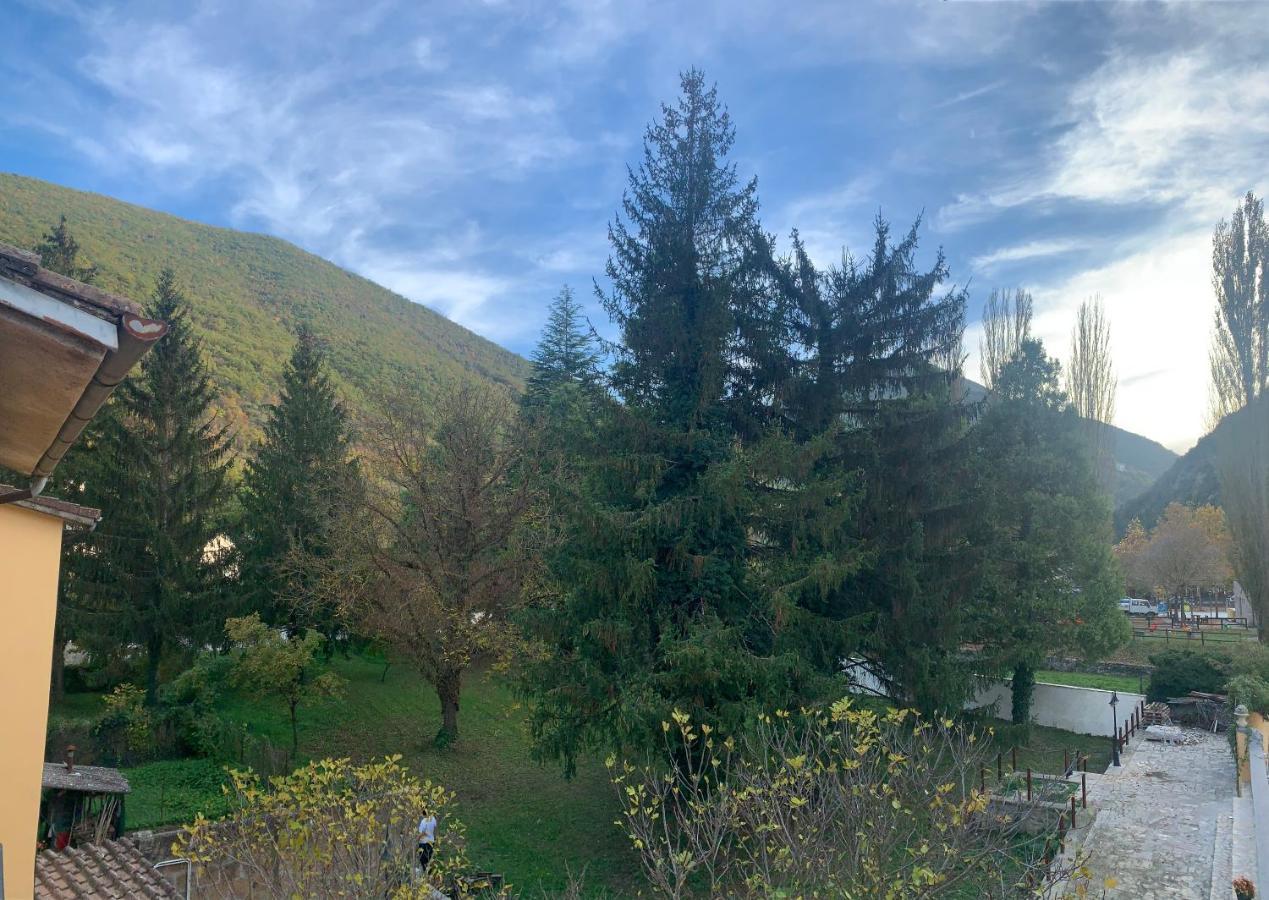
[1120,598,1159,616]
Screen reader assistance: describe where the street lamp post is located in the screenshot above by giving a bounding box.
[1109,691,1121,767]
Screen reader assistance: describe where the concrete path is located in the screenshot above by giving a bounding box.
[1074,732,1235,900]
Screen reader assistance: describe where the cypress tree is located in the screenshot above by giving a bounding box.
[77,270,233,704]
[238,326,357,635]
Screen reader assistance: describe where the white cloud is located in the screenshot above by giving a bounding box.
[939,47,1269,230]
[967,229,1214,453]
[969,238,1087,274]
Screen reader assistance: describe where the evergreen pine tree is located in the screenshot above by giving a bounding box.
[35,214,99,283]
[522,286,601,415]
[76,270,232,703]
[238,326,357,635]
[778,217,975,712]
[970,339,1128,723]
[523,71,826,773]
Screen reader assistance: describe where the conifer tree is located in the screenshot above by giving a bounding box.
[970,339,1128,723]
[522,286,601,414]
[238,326,357,635]
[36,214,99,283]
[523,70,833,773]
[76,270,233,703]
[778,218,974,712]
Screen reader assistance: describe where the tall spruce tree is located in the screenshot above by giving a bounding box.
[76,270,232,703]
[35,214,99,284]
[970,339,1128,723]
[523,71,837,774]
[522,286,601,414]
[778,218,975,712]
[238,326,357,635]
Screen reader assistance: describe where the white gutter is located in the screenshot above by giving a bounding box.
[0,274,118,351]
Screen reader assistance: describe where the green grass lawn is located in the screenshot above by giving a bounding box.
[987,722,1113,777]
[1036,669,1145,695]
[134,657,638,897]
[50,658,1122,896]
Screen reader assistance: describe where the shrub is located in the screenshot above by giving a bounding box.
[92,684,154,762]
[1146,649,1230,701]
[1227,675,1269,717]
[177,756,487,898]
[610,700,1087,898]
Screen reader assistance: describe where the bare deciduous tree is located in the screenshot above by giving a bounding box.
[1066,295,1117,481]
[305,382,540,744]
[979,287,1033,391]
[611,699,1096,899]
[1210,192,1269,421]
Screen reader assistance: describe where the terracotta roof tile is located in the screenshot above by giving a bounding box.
[35,839,180,899]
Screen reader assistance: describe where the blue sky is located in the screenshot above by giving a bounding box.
[5,0,1268,451]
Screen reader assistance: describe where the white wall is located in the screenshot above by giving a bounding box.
[844,663,1143,737]
[968,680,1144,737]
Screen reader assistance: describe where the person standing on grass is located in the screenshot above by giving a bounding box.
[417,812,437,872]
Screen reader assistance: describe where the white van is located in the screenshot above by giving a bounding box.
[1119,598,1157,616]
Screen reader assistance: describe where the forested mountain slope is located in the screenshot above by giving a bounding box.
[960,378,1176,510]
[0,174,529,445]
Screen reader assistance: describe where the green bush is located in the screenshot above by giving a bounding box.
[1146,649,1231,701]
[1226,674,1269,716]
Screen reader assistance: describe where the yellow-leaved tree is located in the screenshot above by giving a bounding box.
[177,756,492,898]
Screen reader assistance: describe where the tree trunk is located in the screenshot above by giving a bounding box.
[144,634,163,706]
[50,636,68,703]
[1010,661,1036,727]
[435,670,462,746]
[289,699,299,756]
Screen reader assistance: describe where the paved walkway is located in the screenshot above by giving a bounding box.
[1077,732,1235,900]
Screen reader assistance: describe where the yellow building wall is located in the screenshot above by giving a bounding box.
[0,504,65,899]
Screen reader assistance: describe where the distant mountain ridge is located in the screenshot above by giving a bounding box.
[959,377,1177,510]
[1112,397,1269,533]
[0,174,530,446]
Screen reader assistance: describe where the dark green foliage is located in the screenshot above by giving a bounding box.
[776,221,974,712]
[1010,661,1035,726]
[971,340,1129,712]
[35,214,99,283]
[1146,648,1230,701]
[0,174,529,447]
[237,326,358,633]
[522,286,601,416]
[523,71,847,774]
[73,271,234,704]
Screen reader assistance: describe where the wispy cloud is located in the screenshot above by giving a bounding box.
[969,238,1087,274]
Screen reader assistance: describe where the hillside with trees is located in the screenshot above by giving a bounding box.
[0,173,529,445]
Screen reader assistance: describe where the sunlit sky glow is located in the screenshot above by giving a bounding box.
[6,0,1268,451]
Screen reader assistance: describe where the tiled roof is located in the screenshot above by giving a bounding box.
[34,840,179,899]
[41,762,130,794]
[0,243,142,319]
[0,486,101,526]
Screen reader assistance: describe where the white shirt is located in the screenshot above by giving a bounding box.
[418,815,437,844]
